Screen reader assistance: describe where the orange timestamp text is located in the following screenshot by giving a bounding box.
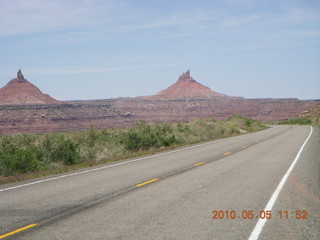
[212,210,307,220]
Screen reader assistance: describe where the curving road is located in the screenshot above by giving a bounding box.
[0,125,319,239]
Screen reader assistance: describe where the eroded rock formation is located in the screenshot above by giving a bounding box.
[156,70,224,98]
[0,70,60,105]
[0,70,318,135]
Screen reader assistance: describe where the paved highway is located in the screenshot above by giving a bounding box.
[0,125,319,239]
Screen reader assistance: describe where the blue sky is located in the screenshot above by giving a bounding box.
[0,0,319,100]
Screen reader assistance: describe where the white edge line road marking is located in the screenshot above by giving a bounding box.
[0,126,280,192]
[248,126,313,240]
[1,138,227,192]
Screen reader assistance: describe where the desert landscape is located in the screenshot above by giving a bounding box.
[0,70,318,135]
[1,2,320,239]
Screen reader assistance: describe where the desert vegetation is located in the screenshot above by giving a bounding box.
[276,118,312,125]
[0,115,265,179]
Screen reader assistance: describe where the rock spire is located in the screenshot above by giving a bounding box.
[156,70,224,98]
[0,70,60,105]
[17,69,24,79]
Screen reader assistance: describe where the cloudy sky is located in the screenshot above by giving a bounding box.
[0,0,319,100]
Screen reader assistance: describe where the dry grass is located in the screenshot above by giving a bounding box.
[0,115,266,184]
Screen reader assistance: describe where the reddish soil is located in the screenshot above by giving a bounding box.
[0,70,318,135]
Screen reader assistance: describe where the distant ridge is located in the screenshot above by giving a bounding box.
[0,69,318,135]
[156,70,225,98]
[0,70,60,105]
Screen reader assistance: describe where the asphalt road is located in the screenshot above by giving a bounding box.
[0,125,319,240]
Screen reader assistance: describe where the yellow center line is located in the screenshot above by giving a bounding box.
[224,152,232,155]
[194,162,206,166]
[136,178,159,187]
[0,224,38,239]
[242,145,248,149]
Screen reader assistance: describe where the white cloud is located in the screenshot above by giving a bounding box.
[0,0,123,37]
[1,0,319,53]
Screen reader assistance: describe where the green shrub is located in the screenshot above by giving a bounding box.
[87,126,98,147]
[177,122,190,133]
[229,125,240,134]
[119,121,178,151]
[16,134,36,146]
[51,138,82,165]
[0,138,42,176]
[0,115,266,177]
[40,135,55,163]
[277,118,312,125]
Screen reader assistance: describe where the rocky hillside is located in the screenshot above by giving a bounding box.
[299,103,320,123]
[156,70,224,98]
[0,70,60,105]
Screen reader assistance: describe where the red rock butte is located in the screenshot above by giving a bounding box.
[0,70,59,105]
[0,70,318,135]
[156,70,225,98]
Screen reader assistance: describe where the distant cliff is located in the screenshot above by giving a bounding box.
[0,70,318,134]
